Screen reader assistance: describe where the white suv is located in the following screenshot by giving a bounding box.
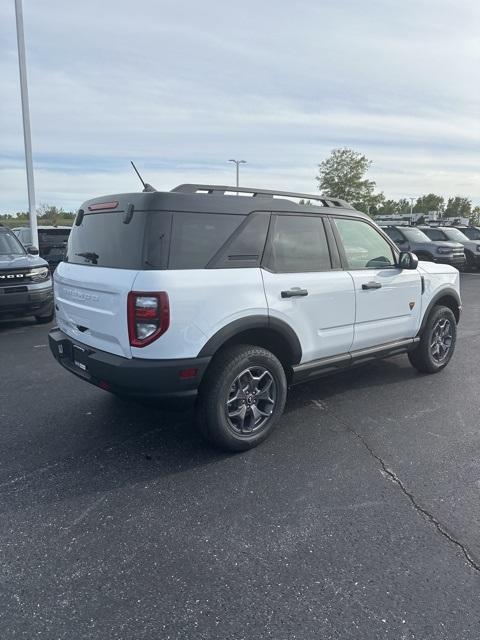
[49,184,461,451]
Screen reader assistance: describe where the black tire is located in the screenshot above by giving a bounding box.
[465,251,476,270]
[408,305,457,374]
[35,312,54,324]
[196,344,288,452]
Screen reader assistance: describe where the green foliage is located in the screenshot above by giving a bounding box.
[413,194,445,214]
[445,196,472,218]
[316,148,384,214]
[470,206,480,226]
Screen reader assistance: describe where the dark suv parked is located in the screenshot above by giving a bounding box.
[13,226,71,271]
[419,226,480,269]
[381,225,465,267]
[0,224,54,323]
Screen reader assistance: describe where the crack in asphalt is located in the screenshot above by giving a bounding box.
[315,402,480,574]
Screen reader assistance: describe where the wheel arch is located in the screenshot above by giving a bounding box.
[418,288,461,335]
[197,315,302,376]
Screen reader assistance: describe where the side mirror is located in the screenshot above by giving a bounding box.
[27,246,39,255]
[399,251,418,270]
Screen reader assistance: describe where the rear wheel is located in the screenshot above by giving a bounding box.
[197,344,287,451]
[408,305,456,373]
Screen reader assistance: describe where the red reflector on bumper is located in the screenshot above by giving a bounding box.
[179,368,198,380]
[98,380,111,390]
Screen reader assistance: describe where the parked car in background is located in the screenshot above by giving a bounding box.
[381,225,466,268]
[13,226,71,271]
[0,224,53,323]
[453,226,480,241]
[419,226,480,269]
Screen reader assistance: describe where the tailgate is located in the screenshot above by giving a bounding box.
[54,262,139,358]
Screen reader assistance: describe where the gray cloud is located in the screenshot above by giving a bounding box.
[1,0,479,212]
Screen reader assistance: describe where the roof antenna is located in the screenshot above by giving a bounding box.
[130,161,157,192]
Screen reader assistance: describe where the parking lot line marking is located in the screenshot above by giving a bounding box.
[311,399,327,410]
[33,344,47,348]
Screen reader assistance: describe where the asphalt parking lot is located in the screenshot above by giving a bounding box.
[1,273,480,640]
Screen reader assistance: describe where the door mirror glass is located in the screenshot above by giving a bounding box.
[399,251,418,270]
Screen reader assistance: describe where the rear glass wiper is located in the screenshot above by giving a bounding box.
[76,251,99,265]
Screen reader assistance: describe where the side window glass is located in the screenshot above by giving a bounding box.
[424,228,445,241]
[335,218,395,269]
[169,213,244,269]
[267,215,331,273]
[383,227,403,243]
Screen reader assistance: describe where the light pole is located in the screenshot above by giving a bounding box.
[408,197,415,216]
[228,159,246,188]
[14,0,38,248]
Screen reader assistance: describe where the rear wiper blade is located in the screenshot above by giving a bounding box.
[76,251,99,265]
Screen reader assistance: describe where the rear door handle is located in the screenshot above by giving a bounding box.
[281,288,309,298]
[362,281,382,290]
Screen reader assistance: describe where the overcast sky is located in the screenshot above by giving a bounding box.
[1,0,479,213]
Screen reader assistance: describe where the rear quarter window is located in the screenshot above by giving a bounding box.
[169,213,245,269]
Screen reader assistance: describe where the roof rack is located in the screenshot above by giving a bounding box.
[171,184,354,209]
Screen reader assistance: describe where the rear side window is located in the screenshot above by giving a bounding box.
[169,213,244,269]
[265,215,332,273]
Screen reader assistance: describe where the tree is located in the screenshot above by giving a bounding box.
[413,194,445,215]
[444,196,472,218]
[316,148,383,213]
[470,206,480,226]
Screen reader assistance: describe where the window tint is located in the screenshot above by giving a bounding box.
[169,213,244,269]
[207,213,270,268]
[67,211,150,268]
[422,228,446,241]
[0,230,25,255]
[267,215,331,273]
[462,227,480,240]
[335,218,395,269]
[383,227,404,243]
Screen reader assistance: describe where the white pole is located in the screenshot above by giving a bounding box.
[14,0,38,249]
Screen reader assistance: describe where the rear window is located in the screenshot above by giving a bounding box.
[67,211,155,269]
[169,213,244,269]
[39,229,71,246]
[67,210,245,270]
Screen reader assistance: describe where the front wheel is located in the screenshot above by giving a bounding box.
[408,305,457,373]
[196,345,288,451]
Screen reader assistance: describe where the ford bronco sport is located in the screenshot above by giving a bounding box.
[0,224,53,323]
[48,185,461,451]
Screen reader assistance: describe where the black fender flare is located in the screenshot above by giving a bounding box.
[197,315,302,365]
[418,288,461,335]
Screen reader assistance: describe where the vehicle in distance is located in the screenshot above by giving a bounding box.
[48,184,461,451]
[13,226,71,271]
[381,225,466,267]
[0,224,53,323]
[419,226,480,269]
[453,226,480,241]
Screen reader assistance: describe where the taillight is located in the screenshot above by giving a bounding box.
[127,292,170,347]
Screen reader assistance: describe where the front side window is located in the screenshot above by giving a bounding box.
[334,218,395,269]
[266,215,331,273]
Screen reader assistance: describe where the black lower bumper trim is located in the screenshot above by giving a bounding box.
[48,328,210,401]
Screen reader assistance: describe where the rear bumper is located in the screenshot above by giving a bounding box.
[48,328,211,401]
[0,281,53,318]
